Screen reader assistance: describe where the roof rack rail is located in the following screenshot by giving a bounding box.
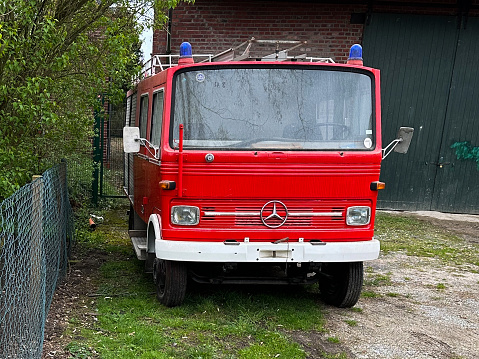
[141,37,335,77]
[141,54,214,77]
[206,37,334,64]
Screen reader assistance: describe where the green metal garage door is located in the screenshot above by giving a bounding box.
[363,13,479,213]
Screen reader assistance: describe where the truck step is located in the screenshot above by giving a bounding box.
[131,236,147,261]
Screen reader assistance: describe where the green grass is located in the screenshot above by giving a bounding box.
[65,342,95,358]
[327,336,340,344]
[349,307,363,313]
[436,283,446,290]
[68,263,323,358]
[74,198,132,254]
[375,213,479,266]
[361,291,381,298]
[386,292,400,298]
[66,202,326,358]
[364,272,392,286]
[81,269,324,358]
[344,320,357,327]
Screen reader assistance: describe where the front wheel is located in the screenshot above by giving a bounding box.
[318,262,363,308]
[153,258,187,307]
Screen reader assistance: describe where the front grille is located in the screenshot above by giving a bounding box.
[234,206,315,227]
[198,200,357,229]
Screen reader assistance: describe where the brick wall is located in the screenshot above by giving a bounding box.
[153,1,367,63]
[152,0,479,63]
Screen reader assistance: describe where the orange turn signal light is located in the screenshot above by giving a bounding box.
[159,180,176,190]
[370,181,385,191]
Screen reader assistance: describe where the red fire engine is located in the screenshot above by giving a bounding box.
[123,39,413,308]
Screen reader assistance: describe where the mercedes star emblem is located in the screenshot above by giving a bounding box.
[260,200,288,228]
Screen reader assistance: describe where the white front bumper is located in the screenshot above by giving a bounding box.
[155,238,380,263]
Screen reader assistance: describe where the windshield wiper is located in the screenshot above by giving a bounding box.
[228,137,288,148]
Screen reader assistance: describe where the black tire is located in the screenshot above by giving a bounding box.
[318,262,363,308]
[153,258,187,307]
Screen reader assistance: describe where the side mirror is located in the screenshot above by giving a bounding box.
[123,127,141,153]
[394,127,414,154]
[382,127,414,159]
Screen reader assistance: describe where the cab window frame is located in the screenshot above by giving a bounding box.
[150,88,165,147]
[139,93,149,140]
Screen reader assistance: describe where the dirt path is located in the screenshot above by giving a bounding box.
[42,249,109,358]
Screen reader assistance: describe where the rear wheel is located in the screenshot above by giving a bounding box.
[153,258,187,307]
[318,262,363,308]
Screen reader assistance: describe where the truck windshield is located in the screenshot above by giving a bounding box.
[171,67,374,150]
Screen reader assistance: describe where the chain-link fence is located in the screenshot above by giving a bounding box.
[100,101,127,198]
[67,99,126,206]
[0,161,74,359]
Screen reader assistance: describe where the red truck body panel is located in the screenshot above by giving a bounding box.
[128,61,382,245]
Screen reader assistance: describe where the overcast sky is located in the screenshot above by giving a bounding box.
[140,27,153,62]
[137,3,154,63]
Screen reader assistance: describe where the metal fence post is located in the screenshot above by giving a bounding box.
[31,175,46,357]
[92,94,107,206]
[92,101,102,206]
[31,174,44,288]
[99,107,105,198]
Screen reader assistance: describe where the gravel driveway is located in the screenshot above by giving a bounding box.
[320,211,479,359]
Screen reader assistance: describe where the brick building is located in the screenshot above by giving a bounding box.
[153,1,366,62]
[153,0,479,61]
[151,0,479,214]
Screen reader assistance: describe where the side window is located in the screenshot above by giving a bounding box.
[139,94,149,139]
[130,93,137,127]
[150,90,164,146]
[125,96,131,126]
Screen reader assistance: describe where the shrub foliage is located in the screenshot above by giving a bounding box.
[0,0,188,200]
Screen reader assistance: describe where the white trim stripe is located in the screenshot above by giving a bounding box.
[203,211,343,217]
[204,212,260,216]
[290,212,343,217]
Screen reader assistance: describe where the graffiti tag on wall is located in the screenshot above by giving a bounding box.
[451,141,479,169]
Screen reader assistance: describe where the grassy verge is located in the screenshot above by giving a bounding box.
[66,201,328,359]
[65,207,479,358]
[375,212,479,267]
